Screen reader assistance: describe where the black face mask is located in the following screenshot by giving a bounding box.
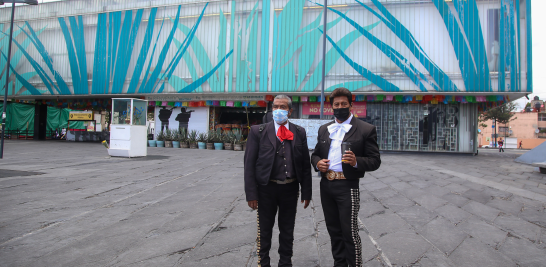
[333,107,351,122]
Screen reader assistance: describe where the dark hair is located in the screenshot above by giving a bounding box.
[329,87,352,106]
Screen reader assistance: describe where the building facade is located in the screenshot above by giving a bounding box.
[0,0,533,153]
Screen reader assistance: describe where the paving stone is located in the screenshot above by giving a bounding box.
[413,194,448,211]
[397,205,437,228]
[499,237,546,266]
[441,193,470,207]
[461,189,492,204]
[461,181,487,191]
[494,214,542,242]
[409,180,432,189]
[370,187,398,201]
[417,217,468,255]
[432,179,452,187]
[364,181,389,192]
[486,198,523,216]
[399,187,428,199]
[389,181,412,191]
[500,180,525,189]
[380,194,415,212]
[417,247,458,267]
[448,237,516,267]
[461,201,501,222]
[359,200,387,218]
[362,213,412,240]
[519,206,546,227]
[510,195,545,208]
[443,183,470,194]
[376,230,431,266]
[481,187,513,199]
[455,216,507,248]
[435,204,472,225]
[379,176,401,184]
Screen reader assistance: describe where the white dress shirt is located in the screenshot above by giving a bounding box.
[274,120,290,142]
[327,114,357,172]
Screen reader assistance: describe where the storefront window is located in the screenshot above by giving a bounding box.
[112,99,132,125]
[365,103,461,152]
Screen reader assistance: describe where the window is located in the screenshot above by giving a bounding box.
[487,9,500,72]
[498,127,509,133]
[539,114,546,122]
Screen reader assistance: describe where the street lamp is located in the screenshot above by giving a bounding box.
[0,0,39,159]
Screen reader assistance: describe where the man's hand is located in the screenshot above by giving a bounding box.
[317,159,330,172]
[248,200,258,210]
[301,199,310,209]
[342,151,357,167]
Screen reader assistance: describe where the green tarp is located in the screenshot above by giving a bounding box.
[0,102,85,132]
[0,102,34,132]
[47,106,84,131]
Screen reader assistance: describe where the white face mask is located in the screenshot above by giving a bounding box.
[273,109,289,124]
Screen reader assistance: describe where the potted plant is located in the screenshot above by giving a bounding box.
[156,130,165,147]
[197,132,207,149]
[206,130,215,150]
[147,125,156,147]
[223,130,234,150]
[233,128,243,151]
[172,130,180,148]
[242,139,247,151]
[213,128,223,150]
[179,128,189,148]
[164,128,174,148]
[188,130,198,149]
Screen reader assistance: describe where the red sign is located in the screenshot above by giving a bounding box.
[302,102,367,117]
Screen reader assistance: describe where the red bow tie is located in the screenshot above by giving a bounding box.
[277,125,293,142]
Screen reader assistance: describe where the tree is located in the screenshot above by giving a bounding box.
[479,102,518,146]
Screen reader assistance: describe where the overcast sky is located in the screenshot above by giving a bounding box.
[4,0,545,107]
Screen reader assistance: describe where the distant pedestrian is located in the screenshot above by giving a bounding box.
[519,141,523,149]
[498,139,504,152]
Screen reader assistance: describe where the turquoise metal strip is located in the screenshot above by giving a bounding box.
[92,13,108,94]
[173,39,201,92]
[452,0,491,92]
[111,10,133,93]
[322,30,399,92]
[364,0,456,91]
[326,80,372,92]
[218,10,227,93]
[159,4,207,93]
[499,0,506,92]
[259,0,270,92]
[508,0,517,92]
[59,17,82,94]
[327,7,427,92]
[138,14,165,94]
[432,0,479,92]
[247,3,258,92]
[179,50,233,93]
[526,0,532,92]
[127,8,157,94]
[228,1,235,93]
[271,12,279,92]
[19,24,71,94]
[140,5,181,93]
[0,51,41,95]
[168,75,189,91]
[73,16,89,94]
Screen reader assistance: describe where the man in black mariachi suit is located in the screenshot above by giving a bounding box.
[311,88,381,267]
[244,95,312,267]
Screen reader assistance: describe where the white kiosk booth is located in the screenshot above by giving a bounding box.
[108,98,148,157]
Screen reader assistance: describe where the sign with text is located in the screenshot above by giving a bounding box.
[302,102,367,117]
[69,112,94,121]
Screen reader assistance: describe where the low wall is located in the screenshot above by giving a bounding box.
[517,139,546,150]
[66,131,110,142]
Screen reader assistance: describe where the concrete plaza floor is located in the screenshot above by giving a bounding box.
[0,140,545,267]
